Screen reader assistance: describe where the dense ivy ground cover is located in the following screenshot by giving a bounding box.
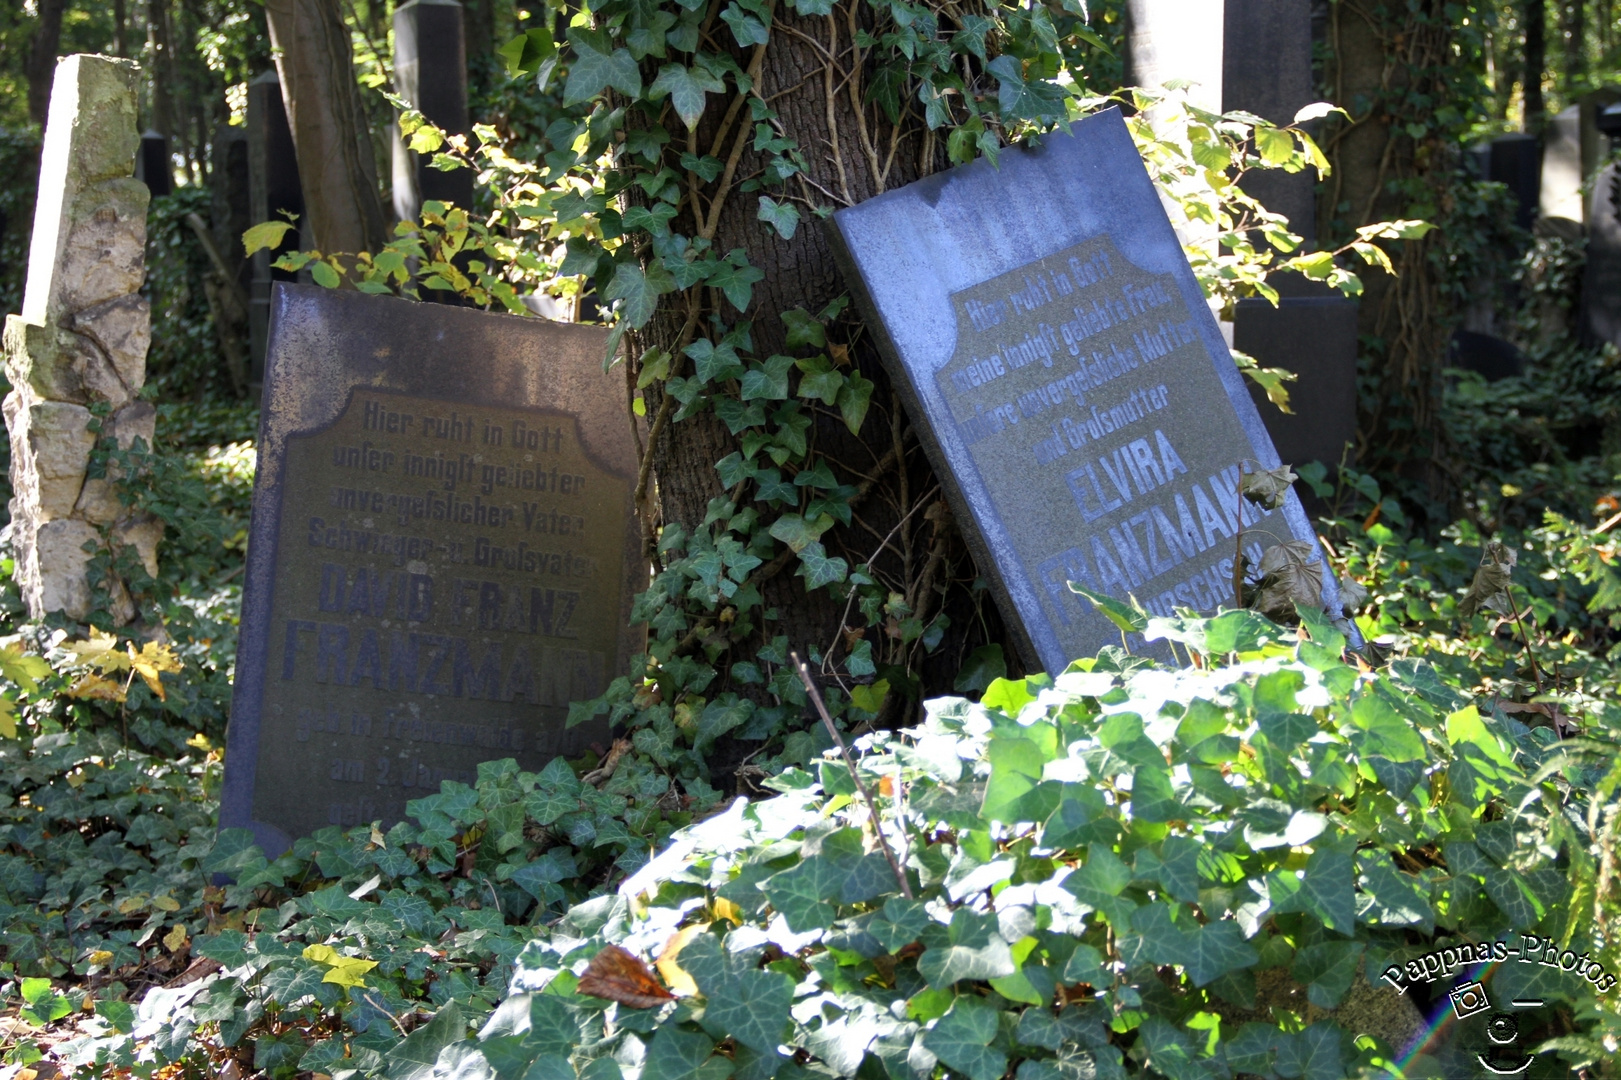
[7,605,1618,1079]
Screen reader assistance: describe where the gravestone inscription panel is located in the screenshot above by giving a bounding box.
[830,107,1341,674]
[223,285,640,853]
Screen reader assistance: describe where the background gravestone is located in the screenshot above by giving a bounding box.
[3,54,160,624]
[1541,105,1583,226]
[247,69,304,393]
[392,0,473,224]
[1484,133,1542,231]
[1580,162,1621,351]
[221,285,642,854]
[1126,0,1360,481]
[830,108,1343,675]
[134,130,171,197]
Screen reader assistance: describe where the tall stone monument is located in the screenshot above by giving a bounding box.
[1541,106,1583,227]
[1145,0,1359,477]
[3,55,159,623]
[1580,161,1621,351]
[247,70,304,392]
[392,0,473,223]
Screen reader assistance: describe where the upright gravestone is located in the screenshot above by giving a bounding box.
[222,285,641,853]
[3,54,160,623]
[1220,0,1359,477]
[1487,134,1542,231]
[247,70,304,393]
[1222,0,1314,241]
[830,108,1345,673]
[1580,162,1621,351]
[1541,106,1582,226]
[134,130,171,197]
[392,0,473,223]
[211,124,251,297]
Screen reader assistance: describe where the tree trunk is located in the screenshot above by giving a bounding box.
[25,0,67,126]
[1525,0,1546,131]
[629,1,1014,746]
[1319,1,1459,519]
[264,0,390,254]
[1562,0,1586,92]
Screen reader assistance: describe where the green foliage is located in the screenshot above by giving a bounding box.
[25,611,1621,1077]
[144,189,242,401]
[0,125,40,319]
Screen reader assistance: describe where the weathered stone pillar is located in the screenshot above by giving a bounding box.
[3,54,160,623]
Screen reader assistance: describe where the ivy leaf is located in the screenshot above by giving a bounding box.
[796,542,848,589]
[564,31,643,107]
[1181,920,1259,986]
[1355,853,1435,932]
[302,943,379,988]
[1291,941,1364,1009]
[651,63,725,129]
[1275,1021,1343,1080]
[701,963,793,1055]
[917,909,1015,988]
[782,308,826,349]
[836,370,874,434]
[1069,583,1148,634]
[687,339,746,384]
[1129,763,1179,823]
[1063,848,1136,928]
[606,261,676,329]
[981,737,1053,824]
[720,2,770,46]
[762,855,842,932]
[1266,847,1355,932]
[709,257,765,311]
[499,26,557,76]
[985,55,1067,124]
[923,999,1007,1080]
[869,897,929,952]
[741,355,794,401]
[383,1001,465,1080]
[753,469,798,505]
[1484,867,1546,929]
[757,197,801,240]
[643,1024,730,1080]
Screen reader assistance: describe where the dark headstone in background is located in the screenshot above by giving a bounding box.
[830,108,1344,674]
[222,286,641,854]
[210,124,252,297]
[1220,0,1358,482]
[1237,295,1358,472]
[1486,133,1542,231]
[135,129,171,197]
[393,0,473,223]
[1449,330,1526,382]
[247,70,304,394]
[1222,0,1315,243]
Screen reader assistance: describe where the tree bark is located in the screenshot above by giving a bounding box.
[25,0,67,126]
[1525,0,1546,131]
[264,0,390,254]
[630,2,1014,750]
[1319,1,1458,517]
[1561,0,1586,92]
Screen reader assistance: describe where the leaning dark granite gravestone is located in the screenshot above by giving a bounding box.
[830,107,1343,674]
[222,285,640,853]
